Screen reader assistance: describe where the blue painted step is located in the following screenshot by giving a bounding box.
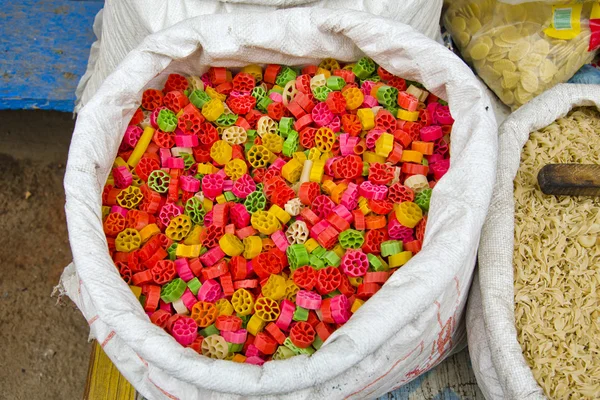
[0,0,102,112]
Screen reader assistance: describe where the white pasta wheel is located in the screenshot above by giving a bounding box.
[172,298,188,315]
[390,165,402,185]
[222,126,247,145]
[404,174,429,193]
[201,335,229,359]
[310,74,326,90]
[285,220,309,244]
[171,147,192,157]
[187,75,204,91]
[140,110,152,129]
[193,192,205,203]
[284,198,303,217]
[282,80,298,106]
[256,116,278,137]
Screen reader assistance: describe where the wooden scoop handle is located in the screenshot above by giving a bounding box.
[537,164,600,197]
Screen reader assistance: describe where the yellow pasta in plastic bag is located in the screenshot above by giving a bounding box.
[444,0,598,110]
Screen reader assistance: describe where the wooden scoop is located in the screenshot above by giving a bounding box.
[538,164,600,197]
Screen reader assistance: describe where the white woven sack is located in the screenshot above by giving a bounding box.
[466,84,600,400]
[75,0,443,112]
[61,8,497,399]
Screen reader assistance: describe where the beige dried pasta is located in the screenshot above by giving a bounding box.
[443,0,597,110]
[514,108,600,400]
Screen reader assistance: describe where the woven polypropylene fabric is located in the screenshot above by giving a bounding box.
[62,8,497,399]
[469,84,600,400]
[74,0,443,112]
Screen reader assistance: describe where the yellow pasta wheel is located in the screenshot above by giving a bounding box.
[165,215,192,241]
[242,235,262,260]
[261,274,287,301]
[394,201,423,229]
[202,98,225,121]
[210,140,233,165]
[251,210,281,235]
[115,228,141,252]
[343,87,364,110]
[262,133,284,154]
[231,288,254,316]
[224,159,247,180]
[246,145,272,169]
[314,127,335,152]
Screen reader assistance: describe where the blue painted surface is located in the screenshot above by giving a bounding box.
[0,0,103,112]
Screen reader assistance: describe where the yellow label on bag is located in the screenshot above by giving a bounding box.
[544,3,583,39]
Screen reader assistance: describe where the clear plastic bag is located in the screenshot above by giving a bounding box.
[444,0,599,110]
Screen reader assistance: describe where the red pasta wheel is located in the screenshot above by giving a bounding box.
[216,81,233,95]
[130,108,144,125]
[150,309,171,329]
[245,109,263,128]
[163,91,189,113]
[103,213,126,237]
[192,146,211,163]
[164,73,189,92]
[209,67,228,85]
[311,195,335,219]
[388,182,415,203]
[298,182,320,206]
[377,66,395,82]
[141,89,164,111]
[362,228,388,254]
[292,265,317,291]
[116,262,132,284]
[253,250,283,279]
[368,198,394,215]
[272,187,295,208]
[177,103,205,134]
[340,155,363,179]
[387,76,406,91]
[151,260,177,285]
[135,156,160,181]
[368,162,394,185]
[315,267,342,295]
[337,273,356,297]
[254,332,278,354]
[197,122,219,147]
[153,129,175,149]
[299,127,316,149]
[227,95,256,115]
[267,102,285,121]
[232,72,255,92]
[295,74,311,94]
[325,91,346,114]
[375,110,397,132]
[201,225,225,249]
[357,283,381,300]
[289,322,316,348]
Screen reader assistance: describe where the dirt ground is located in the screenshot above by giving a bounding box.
[0,110,90,400]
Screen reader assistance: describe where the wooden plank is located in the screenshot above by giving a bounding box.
[538,164,600,197]
[0,0,102,112]
[84,341,136,400]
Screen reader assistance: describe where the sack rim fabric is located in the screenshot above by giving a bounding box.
[64,8,496,396]
[74,0,444,112]
[473,84,600,400]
